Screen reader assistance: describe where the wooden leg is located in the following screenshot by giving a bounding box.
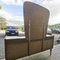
[50,49,52,56]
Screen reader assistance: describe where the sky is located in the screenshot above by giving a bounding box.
[0,0,24,26]
[41,0,60,25]
[0,0,60,26]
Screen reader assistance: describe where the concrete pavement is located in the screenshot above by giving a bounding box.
[1,44,60,60]
[17,44,60,60]
[0,32,60,60]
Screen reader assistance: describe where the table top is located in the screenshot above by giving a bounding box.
[5,36,26,40]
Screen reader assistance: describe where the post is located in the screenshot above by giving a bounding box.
[50,49,52,56]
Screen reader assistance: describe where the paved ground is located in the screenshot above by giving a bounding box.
[52,34,60,45]
[0,32,60,60]
[0,32,5,59]
[17,44,60,60]
[1,44,60,60]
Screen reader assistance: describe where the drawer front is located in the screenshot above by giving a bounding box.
[5,40,28,60]
[43,38,54,51]
[29,40,42,55]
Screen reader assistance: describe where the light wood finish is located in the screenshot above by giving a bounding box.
[43,35,54,51]
[5,38,28,60]
[24,1,49,40]
[24,1,51,55]
[5,1,54,60]
[29,40,42,55]
[17,45,60,60]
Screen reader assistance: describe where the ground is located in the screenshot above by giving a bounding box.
[0,32,60,60]
[17,45,60,60]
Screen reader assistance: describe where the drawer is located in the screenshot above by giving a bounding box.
[43,37,54,51]
[29,40,42,55]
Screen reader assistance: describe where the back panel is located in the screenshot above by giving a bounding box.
[24,2,49,40]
